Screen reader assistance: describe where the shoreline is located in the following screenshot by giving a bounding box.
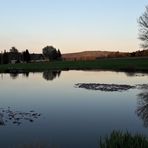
[0,57,147,73]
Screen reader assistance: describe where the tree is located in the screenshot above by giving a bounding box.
[22,49,31,63]
[42,46,59,60]
[10,47,18,53]
[3,50,9,64]
[25,49,31,63]
[138,6,148,49]
[9,46,20,63]
[57,49,62,59]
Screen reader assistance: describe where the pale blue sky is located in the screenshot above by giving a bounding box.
[0,0,147,53]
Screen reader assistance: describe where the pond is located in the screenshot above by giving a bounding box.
[0,70,148,148]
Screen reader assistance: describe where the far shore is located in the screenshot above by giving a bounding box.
[0,57,148,73]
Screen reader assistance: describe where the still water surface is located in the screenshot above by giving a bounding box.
[0,70,148,148]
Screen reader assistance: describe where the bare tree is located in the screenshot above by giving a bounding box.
[138,6,148,49]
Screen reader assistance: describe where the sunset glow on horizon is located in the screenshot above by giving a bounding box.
[0,0,147,53]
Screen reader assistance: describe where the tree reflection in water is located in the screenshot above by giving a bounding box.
[9,72,29,79]
[42,71,61,81]
[9,72,19,79]
[8,71,61,81]
[22,72,29,77]
[136,88,148,127]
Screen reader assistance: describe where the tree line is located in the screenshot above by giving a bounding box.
[0,46,62,64]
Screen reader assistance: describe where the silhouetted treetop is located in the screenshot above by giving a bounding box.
[3,50,9,64]
[42,46,62,60]
[138,6,148,49]
[10,47,18,53]
[57,49,62,58]
[22,49,31,63]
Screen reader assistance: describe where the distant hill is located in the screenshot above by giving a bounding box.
[62,51,129,61]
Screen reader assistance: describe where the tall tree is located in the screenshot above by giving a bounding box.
[25,49,31,63]
[138,6,148,49]
[42,46,59,60]
[3,50,9,64]
[22,49,31,63]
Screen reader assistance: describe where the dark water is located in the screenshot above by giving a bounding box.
[0,70,148,148]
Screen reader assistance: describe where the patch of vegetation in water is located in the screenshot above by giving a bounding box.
[0,107,41,126]
[75,83,148,92]
[75,83,135,92]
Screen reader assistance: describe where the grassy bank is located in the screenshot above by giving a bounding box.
[0,57,148,72]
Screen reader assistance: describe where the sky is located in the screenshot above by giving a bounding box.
[0,0,147,53]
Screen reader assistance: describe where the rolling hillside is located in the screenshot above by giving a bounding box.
[62,51,128,61]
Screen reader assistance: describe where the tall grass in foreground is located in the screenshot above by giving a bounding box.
[99,131,148,148]
[16,131,148,148]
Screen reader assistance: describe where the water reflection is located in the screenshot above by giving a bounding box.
[125,72,145,77]
[9,72,19,79]
[9,72,29,79]
[22,72,29,77]
[42,71,61,81]
[5,71,61,81]
[0,70,148,148]
[136,88,148,127]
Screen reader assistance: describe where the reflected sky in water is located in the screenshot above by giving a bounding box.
[0,71,148,148]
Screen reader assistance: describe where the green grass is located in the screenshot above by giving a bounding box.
[99,131,148,148]
[0,57,148,72]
